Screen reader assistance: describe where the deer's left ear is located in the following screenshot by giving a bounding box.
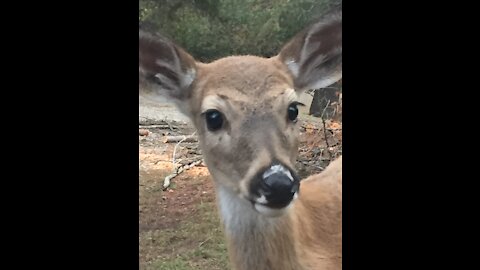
[278,12,342,91]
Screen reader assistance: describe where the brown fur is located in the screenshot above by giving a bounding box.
[218,157,341,270]
[293,156,342,270]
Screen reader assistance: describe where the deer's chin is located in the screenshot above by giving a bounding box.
[253,202,294,217]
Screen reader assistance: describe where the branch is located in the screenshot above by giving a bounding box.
[321,100,333,160]
[163,135,198,143]
[163,131,199,189]
[163,159,203,189]
[139,125,175,129]
[172,131,197,165]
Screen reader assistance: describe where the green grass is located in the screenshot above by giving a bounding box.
[140,201,230,270]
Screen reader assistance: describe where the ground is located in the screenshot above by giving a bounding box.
[139,97,342,270]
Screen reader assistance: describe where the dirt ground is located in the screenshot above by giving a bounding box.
[139,114,342,270]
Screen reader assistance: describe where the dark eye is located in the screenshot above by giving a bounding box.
[204,109,224,131]
[288,103,299,122]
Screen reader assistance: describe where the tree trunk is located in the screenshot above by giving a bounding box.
[309,81,342,120]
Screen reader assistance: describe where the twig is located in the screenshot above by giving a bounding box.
[163,135,198,143]
[301,123,321,130]
[313,165,325,170]
[320,99,331,119]
[298,160,325,171]
[172,131,197,165]
[163,131,198,189]
[164,121,175,131]
[199,237,211,247]
[321,100,333,160]
[163,159,202,189]
[162,174,176,190]
[139,118,184,129]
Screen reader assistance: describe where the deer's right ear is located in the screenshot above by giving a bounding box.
[139,30,197,103]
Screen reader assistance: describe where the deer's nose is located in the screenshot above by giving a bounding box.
[260,173,298,208]
[257,165,299,209]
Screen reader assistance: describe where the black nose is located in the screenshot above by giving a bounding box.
[260,172,299,208]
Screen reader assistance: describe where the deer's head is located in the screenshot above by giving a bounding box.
[139,12,341,217]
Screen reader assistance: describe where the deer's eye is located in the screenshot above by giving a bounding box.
[287,104,299,122]
[204,109,224,131]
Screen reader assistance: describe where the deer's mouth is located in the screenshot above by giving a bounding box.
[250,192,298,217]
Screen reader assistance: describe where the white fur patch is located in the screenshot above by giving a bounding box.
[218,187,261,232]
[286,59,299,77]
[181,68,196,88]
[201,95,227,114]
[262,164,294,181]
[256,195,268,204]
[153,59,196,89]
[254,203,287,217]
[284,88,298,103]
[254,200,295,218]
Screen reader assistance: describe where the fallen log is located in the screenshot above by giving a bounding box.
[138,125,173,129]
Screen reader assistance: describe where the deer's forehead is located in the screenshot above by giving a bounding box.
[200,88,298,114]
[198,56,294,96]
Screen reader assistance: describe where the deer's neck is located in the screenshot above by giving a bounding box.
[216,186,302,270]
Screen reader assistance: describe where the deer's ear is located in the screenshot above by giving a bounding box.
[139,30,197,103]
[278,12,342,91]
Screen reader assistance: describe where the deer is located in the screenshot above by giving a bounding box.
[139,11,342,270]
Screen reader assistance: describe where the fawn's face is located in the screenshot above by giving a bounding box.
[139,12,341,217]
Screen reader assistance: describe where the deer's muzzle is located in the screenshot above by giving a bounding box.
[249,162,300,212]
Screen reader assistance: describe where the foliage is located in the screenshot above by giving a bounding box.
[140,0,341,62]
